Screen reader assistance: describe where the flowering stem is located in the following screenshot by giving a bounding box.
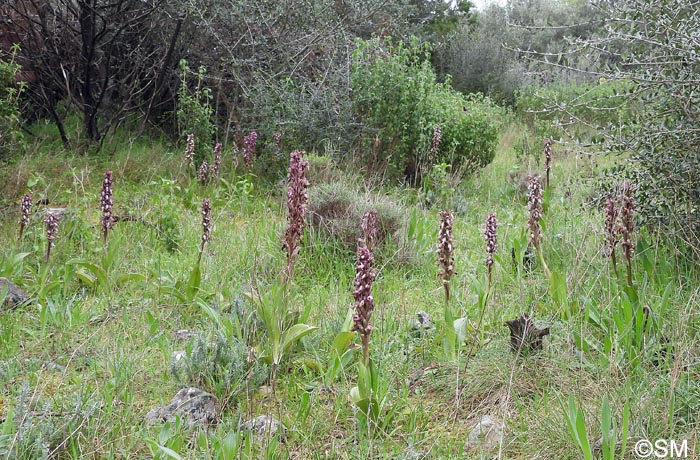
[352,244,376,366]
[282,150,309,284]
[619,180,635,288]
[544,138,552,189]
[44,213,59,263]
[100,170,114,248]
[438,210,455,306]
[199,198,211,264]
[18,193,31,242]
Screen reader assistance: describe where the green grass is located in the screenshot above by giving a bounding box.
[0,122,698,459]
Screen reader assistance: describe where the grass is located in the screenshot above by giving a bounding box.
[0,121,699,459]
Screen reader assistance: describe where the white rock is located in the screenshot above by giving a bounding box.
[465,415,504,452]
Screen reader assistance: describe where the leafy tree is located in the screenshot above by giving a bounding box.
[430,0,602,104]
[522,0,700,255]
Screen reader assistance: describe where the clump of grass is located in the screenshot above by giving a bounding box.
[307,182,405,253]
[171,332,267,396]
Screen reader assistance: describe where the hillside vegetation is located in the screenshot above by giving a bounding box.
[0,117,698,459]
[2,0,700,458]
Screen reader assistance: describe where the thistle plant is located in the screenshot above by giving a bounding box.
[527,175,550,276]
[438,210,455,304]
[484,212,498,286]
[44,213,59,262]
[199,198,211,263]
[431,125,442,159]
[544,138,552,188]
[198,160,209,185]
[604,197,620,274]
[243,131,258,168]
[619,180,635,287]
[282,150,309,282]
[352,244,377,364]
[184,133,195,168]
[361,209,379,251]
[18,192,31,241]
[100,170,114,246]
[211,143,222,178]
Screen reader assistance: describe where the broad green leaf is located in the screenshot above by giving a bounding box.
[331,331,356,357]
[156,444,183,460]
[116,273,147,285]
[453,317,470,344]
[281,324,318,355]
[186,264,201,300]
[67,260,108,287]
[349,385,362,404]
[549,270,568,306]
[601,395,613,460]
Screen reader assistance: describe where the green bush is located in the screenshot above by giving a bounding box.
[176,60,214,166]
[0,46,26,159]
[351,37,503,182]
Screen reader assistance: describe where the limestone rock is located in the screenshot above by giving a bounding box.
[412,311,432,330]
[172,350,186,362]
[145,387,218,427]
[44,207,69,220]
[172,329,197,341]
[0,278,29,311]
[465,415,504,452]
[241,415,286,441]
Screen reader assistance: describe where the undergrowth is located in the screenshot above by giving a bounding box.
[0,122,698,459]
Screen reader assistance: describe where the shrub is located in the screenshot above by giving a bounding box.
[0,46,26,159]
[351,37,503,182]
[176,60,214,166]
[523,0,700,255]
